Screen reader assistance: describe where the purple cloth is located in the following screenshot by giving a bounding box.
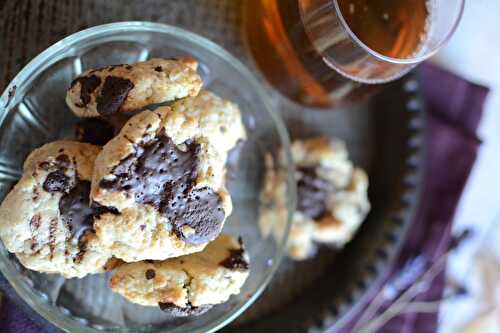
[0,298,40,333]
[332,63,488,333]
[0,63,489,333]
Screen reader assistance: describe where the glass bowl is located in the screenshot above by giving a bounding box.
[0,22,294,333]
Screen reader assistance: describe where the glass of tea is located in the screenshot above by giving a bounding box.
[242,0,465,108]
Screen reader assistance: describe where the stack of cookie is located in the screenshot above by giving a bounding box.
[0,58,249,316]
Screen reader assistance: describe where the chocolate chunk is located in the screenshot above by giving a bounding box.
[32,187,40,202]
[99,132,225,245]
[75,239,88,263]
[38,161,51,171]
[145,269,156,280]
[96,76,134,116]
[154,66,162,72]
[125,65,133,70]
[170,187,225,245]
[43,171,70,193]
[70,75,101,108]
[219,239,249,271]
[158,302,212,317]
[296,167,334,220]
[59,180,94,241]
[91,201,120,218]
[55,154,70,169]
[75,118,115,146]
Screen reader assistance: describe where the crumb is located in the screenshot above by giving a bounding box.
[5,85,16,108]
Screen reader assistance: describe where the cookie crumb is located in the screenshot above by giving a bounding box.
[4,85,16,108]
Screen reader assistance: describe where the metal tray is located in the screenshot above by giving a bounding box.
[225,73,424,333]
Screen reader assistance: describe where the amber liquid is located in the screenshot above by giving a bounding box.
[338,0,428,58]
[242,0,429,108]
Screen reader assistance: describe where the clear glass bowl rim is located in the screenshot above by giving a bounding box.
[0,21,295,333]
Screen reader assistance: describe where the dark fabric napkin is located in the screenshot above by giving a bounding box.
[0,63,489,333]
[332,63,489,333]
[0,297,40,333]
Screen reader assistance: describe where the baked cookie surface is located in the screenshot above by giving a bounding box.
[0,141,111,278]
[109,234,249,315]
[170,90,246,157]
[91,106,232,262]
[66,58,202,118]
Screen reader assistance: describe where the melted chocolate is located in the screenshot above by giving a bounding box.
[70,75,101,108]
[75,118,115,146]
[169,187,225,244]
[59,180,94,241]
[99,132,225,245]
[55,154,71,168]
[91,202,120,218]
[219,247,249,271]
[32,187,40,201]
[41,154,72,193]
[38,161,51,171]
[296,167,334,220]
[145,269,156,280]
[43,171,70,193]
[96,76,134,116]
[158,302,212,317]
[154,66,162,72]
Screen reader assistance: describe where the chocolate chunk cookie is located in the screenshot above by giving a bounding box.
[109,234,249,313]
[91,106,232,262]
[66,58,202,118]
[259,137,371,260]
[0,141,111,278]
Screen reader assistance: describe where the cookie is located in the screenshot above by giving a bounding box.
[170,90,246,157]
[91,106,232,262]
[66,58,202,118]
[109,234,249,315]
[259,137,370,260]
[0,141,112,278]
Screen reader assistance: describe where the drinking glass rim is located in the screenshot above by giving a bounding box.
[332,0,466,65]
